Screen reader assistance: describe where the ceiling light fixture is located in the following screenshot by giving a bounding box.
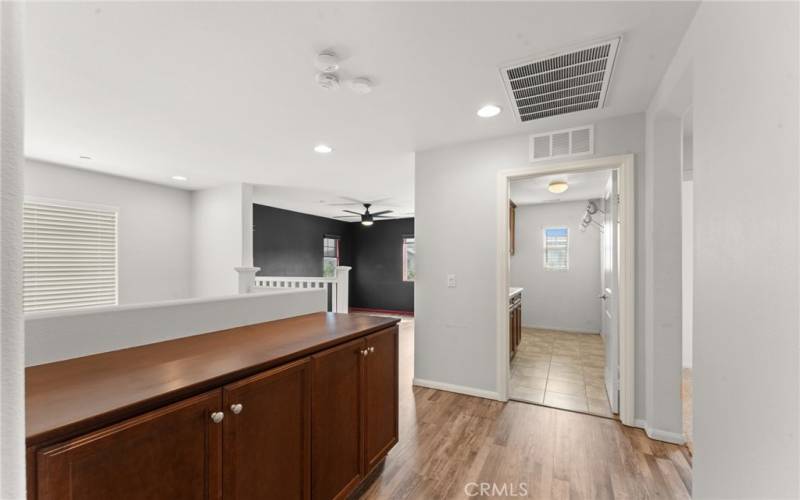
[314,144,333,154]
[547,180,569,194]
[477,104,502,118]
[171,175,188,181]
[315,51,340,73]
[361,219,374,226]
[348,77,373,95]
[79,155,92,160]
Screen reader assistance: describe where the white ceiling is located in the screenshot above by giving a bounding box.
[511,169,612,205]
[24,2,697,219]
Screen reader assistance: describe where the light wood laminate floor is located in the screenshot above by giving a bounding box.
[355,316,692,500]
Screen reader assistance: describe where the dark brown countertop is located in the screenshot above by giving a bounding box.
[26,312,399,447]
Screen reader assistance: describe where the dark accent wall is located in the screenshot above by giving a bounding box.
[252,204,352,276]
[252,204,414,312]
[351,218,414,312]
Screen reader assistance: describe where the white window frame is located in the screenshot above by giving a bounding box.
[322,236,340,278]
[543,226,569,271]
[23,196,119,312]
[402,236,415,282]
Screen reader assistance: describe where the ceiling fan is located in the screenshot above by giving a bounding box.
[334,203,393,226]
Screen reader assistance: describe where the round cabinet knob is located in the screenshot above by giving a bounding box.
[369,347,375,353]
[230,403,243,415]
[211,411,224,424]
[361,348,368,356]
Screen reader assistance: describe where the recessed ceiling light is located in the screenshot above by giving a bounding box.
[547,180,569,194]
[171,175,188,181]
[79,155,92,160]
[314,144,333,154]
[477,104,502,118]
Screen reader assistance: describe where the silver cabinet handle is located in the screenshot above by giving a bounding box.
[211,411,224,424]
[368,346,375,353]
[230,403,243,415]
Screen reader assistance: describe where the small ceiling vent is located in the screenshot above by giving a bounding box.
[530,125,594,162]
[501,37,620,122]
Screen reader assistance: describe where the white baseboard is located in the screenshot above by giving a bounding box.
[413,378,503,402]
[522,324,601,335]
[633,419,686,445]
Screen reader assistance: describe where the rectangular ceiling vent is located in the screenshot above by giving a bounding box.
[530,125,594,162]
[501,37,620,122]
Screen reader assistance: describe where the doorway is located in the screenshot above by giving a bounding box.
[496,155,636,426]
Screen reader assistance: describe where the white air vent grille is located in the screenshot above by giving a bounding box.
[501,37,620,122]
[530,125,594,162]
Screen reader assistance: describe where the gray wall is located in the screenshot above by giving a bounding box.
[510,201,602,333]
[415,112,650,422]
[24,159,194,304]
[663,2,800,496]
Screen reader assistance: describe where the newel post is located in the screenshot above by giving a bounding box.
[234,266,260,294]
[334,266,351,313]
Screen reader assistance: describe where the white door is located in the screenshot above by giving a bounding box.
[601,172,620,413]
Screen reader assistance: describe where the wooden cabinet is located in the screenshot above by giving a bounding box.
[363,327,399,473]
[311,337,365,500]
[27,314,400,500]
[310,326,399,500]
[36,390,222,500]
[223,358,310,500]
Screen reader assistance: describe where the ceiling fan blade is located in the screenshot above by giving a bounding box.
[373,215,394,218]
[334,196,367,205]
[328,202,364,206]
[371,210,393,216]
[364,197,393,206]
[342,210,363,216]
[333,215,360,219]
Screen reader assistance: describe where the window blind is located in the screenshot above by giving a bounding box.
[544,227,569,271]
[23,200,118,312]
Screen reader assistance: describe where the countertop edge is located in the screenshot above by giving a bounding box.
[26,314,400,448]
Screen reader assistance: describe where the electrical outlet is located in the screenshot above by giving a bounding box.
[447,274,456,288]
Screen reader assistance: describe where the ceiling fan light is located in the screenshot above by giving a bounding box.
[361,220,374,226]
[548,180,569,194]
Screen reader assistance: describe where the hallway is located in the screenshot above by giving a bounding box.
[358,318,691,499]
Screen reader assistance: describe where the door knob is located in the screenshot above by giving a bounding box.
[230,403,243,415]
[211,411,224,424]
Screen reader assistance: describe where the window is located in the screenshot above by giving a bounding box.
[323,236,339,278]
[402,237,415,282]
[543,227,569,271]
[23,199,118,312]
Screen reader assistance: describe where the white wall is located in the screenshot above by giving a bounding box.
[1,2,26,496]
[510,201,601,333]
[24,159,193,304]
[655,2,799,496]
[681,179,693,368]
[26,288,326,366]
[415,112,650,420]
[191,183,252,297]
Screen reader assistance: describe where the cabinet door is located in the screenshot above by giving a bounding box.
[364,327,399,472]
[310,337,365,500]
[37,390,222,500]
[223,358,310,500]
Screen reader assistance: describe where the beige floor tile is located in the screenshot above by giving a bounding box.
[511,376,548,391]
[586,384,608,400]
[510,387,545,404]
[545,379,585,396]
[588,397,614,417]
[544,392,589,412]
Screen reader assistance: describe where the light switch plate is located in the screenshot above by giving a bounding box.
[447,274,456,288]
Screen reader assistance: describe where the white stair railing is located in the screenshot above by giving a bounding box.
[253,266,351,313]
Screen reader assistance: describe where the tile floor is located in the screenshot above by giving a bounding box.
[509,327,614,418]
